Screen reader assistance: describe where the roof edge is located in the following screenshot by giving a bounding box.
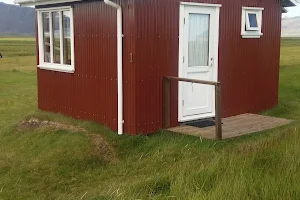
[15,0,299,8]
[14,0,80,6]
[282,0,298,7]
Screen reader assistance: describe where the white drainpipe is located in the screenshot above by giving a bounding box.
[104,0,123,135]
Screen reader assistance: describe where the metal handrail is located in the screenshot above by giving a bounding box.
[163,76,222,140]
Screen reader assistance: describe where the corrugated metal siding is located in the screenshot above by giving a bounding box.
[133,0,282,134]
[218,0,281,118]
[122,0,137,134]
[37,0,282,135]
[37,0,136,133]
[134,0,180,134]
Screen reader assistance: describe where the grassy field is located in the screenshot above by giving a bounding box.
[0,37,300,200]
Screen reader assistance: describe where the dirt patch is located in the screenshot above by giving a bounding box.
[20,118,87,132]
[20,118,117,162]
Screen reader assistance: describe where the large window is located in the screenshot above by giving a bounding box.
[37,7,74,73]
[241,7,264,39]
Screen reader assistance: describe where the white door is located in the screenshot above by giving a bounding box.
[179,3,220,122]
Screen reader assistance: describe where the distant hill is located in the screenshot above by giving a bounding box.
[0,2,35,35]
[0,2,298,37]
[282,16,300,37]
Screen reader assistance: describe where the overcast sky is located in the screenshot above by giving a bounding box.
[1,0,300,18]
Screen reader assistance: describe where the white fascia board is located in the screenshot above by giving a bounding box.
[14,0,81,6]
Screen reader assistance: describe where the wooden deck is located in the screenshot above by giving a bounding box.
[167,113,293,139]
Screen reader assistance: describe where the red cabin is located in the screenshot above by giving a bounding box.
[16,0,297,135]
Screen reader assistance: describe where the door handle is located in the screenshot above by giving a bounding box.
[130,53,133,63]
[210,57,214,67]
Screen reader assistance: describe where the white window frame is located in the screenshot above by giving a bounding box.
[245,11,259,31]
[241,7,264,39]
[37,6,75,73]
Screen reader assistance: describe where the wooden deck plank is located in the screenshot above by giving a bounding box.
[166,113,293,139]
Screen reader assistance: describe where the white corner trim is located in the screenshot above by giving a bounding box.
[242,7,264,10]
[180,2,222,7]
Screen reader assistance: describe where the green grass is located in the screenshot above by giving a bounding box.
[0,37,300,199]
[280,38,300,67]
[0,37,36,72]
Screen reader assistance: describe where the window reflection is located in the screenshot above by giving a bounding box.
[63,11,71,65]
[42,12,50,62]
[52,12,61,64]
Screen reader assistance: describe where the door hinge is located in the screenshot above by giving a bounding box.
[182,100,185,106]
[183,56,185,63]
[184,18,185,24]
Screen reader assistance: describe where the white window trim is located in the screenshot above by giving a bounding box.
[37,6,75,73]
[241,7,264,39]
[180,2,222,7]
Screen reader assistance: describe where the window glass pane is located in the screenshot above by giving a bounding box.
[188,14,210,67]
[248,13,258,28]
[42,12,50,63]
[63,10,71,65]
[52,11,61,64]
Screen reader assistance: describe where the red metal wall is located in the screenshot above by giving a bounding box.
[37,0,282,135]
[133,0,282,134]
[37,0,137,133]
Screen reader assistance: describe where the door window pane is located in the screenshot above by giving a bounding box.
[42,12,50,62]
[63,11,71,65]
[52,11,61,64]
[188,14,210,67]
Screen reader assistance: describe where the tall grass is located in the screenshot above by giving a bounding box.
[0,37,299,199]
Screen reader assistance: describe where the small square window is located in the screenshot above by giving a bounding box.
[241,7,264,38]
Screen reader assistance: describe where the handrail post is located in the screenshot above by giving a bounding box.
[163,77,171,128]
[163,76,222,140]
[215,83,222,140]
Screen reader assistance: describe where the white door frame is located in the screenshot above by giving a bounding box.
[178,2,221,122]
